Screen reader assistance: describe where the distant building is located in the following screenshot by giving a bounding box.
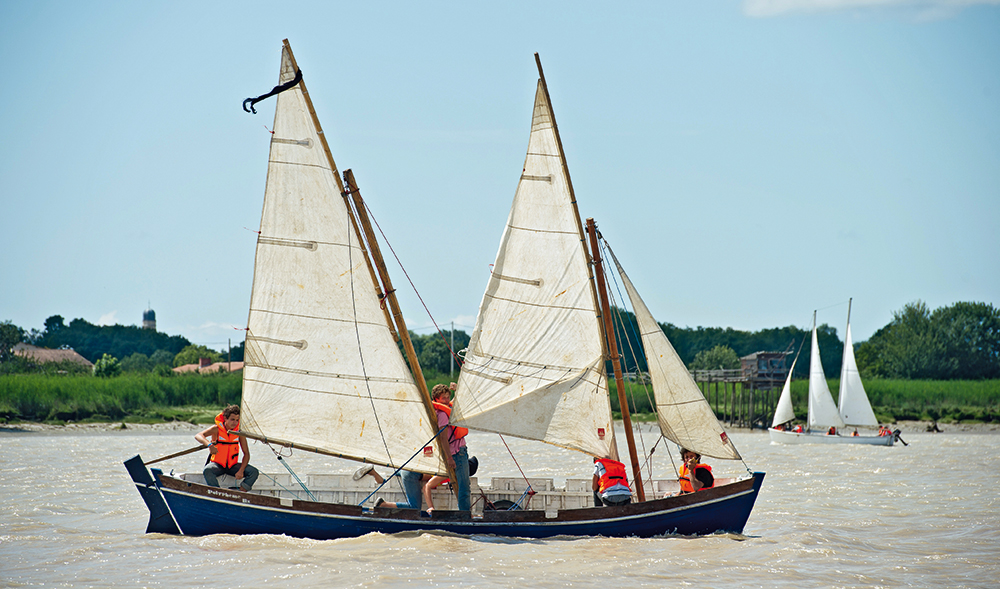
[13,343,94,368]
[142,308,156,331]
[740,351,789,390]
[173,358,244,374]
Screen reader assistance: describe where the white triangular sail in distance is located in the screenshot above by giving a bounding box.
[451,81,617,459]
[771,354,798,428]
[239,45,445,475]
[839,320,878,427]
[611,252,741,460]
[807,318,845,431]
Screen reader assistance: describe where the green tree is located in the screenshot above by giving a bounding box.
[690,345,741,370]
[150,349,174,366]
[0,321,25,363]
[933,302,1000,380]
[93,353,122,378]
[173,345,223,367]
[857,300,951,379]
[121,352,154,372]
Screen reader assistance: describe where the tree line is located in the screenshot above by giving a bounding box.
[2,299,997,380]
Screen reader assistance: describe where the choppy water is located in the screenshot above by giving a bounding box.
[1,425,998,588]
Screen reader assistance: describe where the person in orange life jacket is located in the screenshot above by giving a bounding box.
[852,429,859,436]
[195,405,259,491]
[432,383,471,512]
[593,457,632,506]
[676,448,714,495]
[827,426,837,435]
[792,424,804,433]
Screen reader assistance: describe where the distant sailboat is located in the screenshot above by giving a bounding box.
[769,301,894,446]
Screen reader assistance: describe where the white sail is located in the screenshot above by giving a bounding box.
[239,46,445,475]
[839,321,878,427]
[771,354,798,428]
[451,81,617,459]
[807,321,845,431]
[612,254,740,460]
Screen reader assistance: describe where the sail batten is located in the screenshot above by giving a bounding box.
[239,44,445,475]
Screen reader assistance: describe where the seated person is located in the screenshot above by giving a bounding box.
[195,405,259,492]
[593,457,632,507]
[677,448,714,494]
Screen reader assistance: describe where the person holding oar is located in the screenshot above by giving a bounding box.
[195,405,259,492]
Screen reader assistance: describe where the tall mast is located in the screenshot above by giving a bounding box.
[586,218,645,502]
[534,53,606,356]
[342,169,458,484]
[280,40,397,341]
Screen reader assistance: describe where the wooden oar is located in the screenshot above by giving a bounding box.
[144,445,206,466]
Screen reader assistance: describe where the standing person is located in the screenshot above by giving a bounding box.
[592,457,632,506]
[431,382,471,512]
[677,448,714,494]
[195,405,259,492]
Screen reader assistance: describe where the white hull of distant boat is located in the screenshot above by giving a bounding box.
[767,428,893,446]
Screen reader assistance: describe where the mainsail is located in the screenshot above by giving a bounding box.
[239,45,445,475]
[807,318,845,431]
[611,251,741,460]
[451,81,617,459]
[838,312,878,427]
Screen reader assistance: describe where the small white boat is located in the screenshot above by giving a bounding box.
[768,303,894,446]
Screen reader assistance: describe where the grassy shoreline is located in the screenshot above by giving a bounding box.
[2,373,998,427]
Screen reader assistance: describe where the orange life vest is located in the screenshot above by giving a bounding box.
[596,458,630,494]
[432,401,469,441]
[211,413,242,469]
[678,462,713,494]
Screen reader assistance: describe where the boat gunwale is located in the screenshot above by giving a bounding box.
[154,468,760,526]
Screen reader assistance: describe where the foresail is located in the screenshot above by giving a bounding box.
[239,46,444,475]
[838,323,878,427]
[807,325,845,430]
[451,81,616,459]
[771,355,797,427]
[613,256,740,460]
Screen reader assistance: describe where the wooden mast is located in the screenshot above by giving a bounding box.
[586,218,646,502]
[342,169,459,486]
[280,39,397,341]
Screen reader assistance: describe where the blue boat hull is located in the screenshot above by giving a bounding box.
[125,455,764,539]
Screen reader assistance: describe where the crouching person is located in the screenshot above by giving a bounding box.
[195,404,259,492]
[593,457,632,507]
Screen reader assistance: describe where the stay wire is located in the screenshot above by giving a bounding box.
[345,197,400,496]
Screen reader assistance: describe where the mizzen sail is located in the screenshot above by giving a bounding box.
[239,45,445,475]
[451,81,616,459]
[807,319,845,431]
[839,320,878,427]
[611,253,741,460]
[771,354,798,428]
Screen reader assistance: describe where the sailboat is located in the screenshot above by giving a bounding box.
[124,42,763,539]
[768,301,893,445]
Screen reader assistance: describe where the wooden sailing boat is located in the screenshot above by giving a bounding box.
[124,42,764,539]
[768,302,894,445]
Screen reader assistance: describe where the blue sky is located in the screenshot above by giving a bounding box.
[1,1,997,351]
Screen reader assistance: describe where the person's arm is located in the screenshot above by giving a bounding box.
[685,458,704,492]
[236,434,250,479]
[437,410,456,470]
[696,467,714,490]
[195,426,218,456]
